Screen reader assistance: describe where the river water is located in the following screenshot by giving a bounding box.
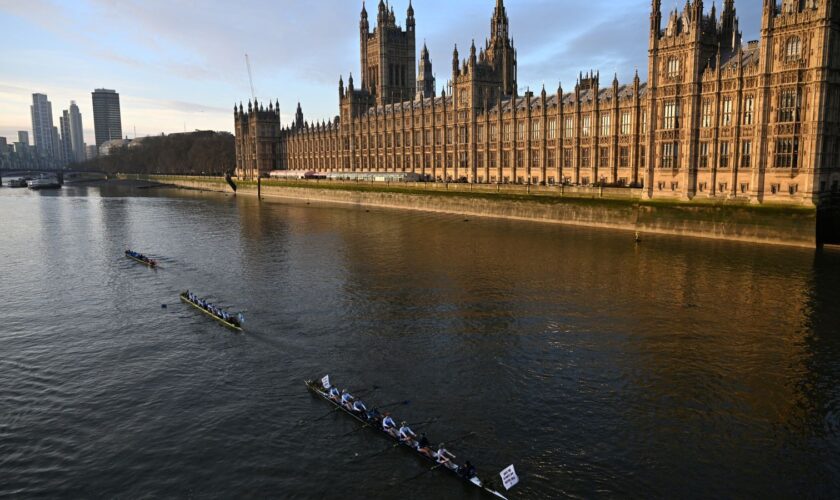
[1,183,839,499]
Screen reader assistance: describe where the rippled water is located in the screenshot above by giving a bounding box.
[1,183,839,499]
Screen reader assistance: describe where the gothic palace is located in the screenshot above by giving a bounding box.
[234,0,840,206]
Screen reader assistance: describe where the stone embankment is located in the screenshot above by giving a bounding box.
[134,175,820,248]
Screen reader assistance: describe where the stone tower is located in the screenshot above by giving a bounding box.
[417,42,435,99]
[360,1,417,106]
[756,0,838,205]
[234,99,281,179]
[485,0,517,97]
[646,0,736,199]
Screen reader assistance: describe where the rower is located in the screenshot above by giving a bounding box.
[352,399,367,416]
[435,443,456,469]
[398,421,417,447]
[416,433,433,458]
[328,386,341,401]
[340,390,354,409]
[382,412,398,437]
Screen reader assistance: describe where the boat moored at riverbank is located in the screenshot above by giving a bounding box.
[27,175,61,190]
[5,179,28,188]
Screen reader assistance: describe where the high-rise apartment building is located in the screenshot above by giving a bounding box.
[92,89,122,147]
[30,93,59,159]
[68,101,85,163]
[59,114,70,163]
[17,131,29,146]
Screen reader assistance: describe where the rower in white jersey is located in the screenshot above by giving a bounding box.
[435,443,457,470]
[398,421,418,447]
[340,390,354,410]
[382,412,398,437]
[328,386,340,401]
[351,399,367,415]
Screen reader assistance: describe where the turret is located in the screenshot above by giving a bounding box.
[377,0,387,26]
[452,45,460,76]
[360,2,369,30]
[719,0,741,52]
[651,0,662,39]
[407,0,415,31]
[294,102,304,129]
[417,42,436,99]
[339,75,345,99]
[491,0,509,40]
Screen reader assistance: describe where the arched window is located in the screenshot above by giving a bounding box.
[785,37,801,61]
[667,57,681,78]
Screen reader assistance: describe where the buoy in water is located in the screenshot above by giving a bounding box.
[161,304,168,309]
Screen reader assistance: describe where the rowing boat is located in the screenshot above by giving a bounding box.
[125,251,157,268]
[180,293,244,332]
[304,379,510,499]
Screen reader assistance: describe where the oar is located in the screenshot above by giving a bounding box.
[340,415,439,438]
[398,462,446,484]
[312,397,406,423]
[436,431,475,447]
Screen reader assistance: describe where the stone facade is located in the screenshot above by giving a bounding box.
[234,0,840,206]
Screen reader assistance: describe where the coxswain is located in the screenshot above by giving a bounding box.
[416,433,433,458]
[366,407,382,424]
[328,386,341,401]
[382,412,398,437]
[398,421,417,447]
[435,443,455,469]
[459,461,477,479]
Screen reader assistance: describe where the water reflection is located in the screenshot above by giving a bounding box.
[1,184,838,498]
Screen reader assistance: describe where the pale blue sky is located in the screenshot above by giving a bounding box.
[0,0,761,145]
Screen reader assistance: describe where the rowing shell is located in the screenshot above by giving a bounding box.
[304,380,509,499]
[180,293,243,332]
[125,252,157,268]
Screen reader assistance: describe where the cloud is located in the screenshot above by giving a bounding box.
[0,0,768,139]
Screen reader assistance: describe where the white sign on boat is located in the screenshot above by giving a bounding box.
[321,375,331,389]
[500,464,519,490]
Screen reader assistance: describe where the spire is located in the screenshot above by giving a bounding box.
[452,44,459,75]
[651,0,662,34]
[406,0,415,29]
[361,1,367,18]
[491,0,509,40]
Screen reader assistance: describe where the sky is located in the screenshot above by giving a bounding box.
[0,0,762,146]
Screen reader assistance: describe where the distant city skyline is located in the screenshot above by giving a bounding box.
[0,0,762,144]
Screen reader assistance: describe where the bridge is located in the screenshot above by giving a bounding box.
[0,168,106,186]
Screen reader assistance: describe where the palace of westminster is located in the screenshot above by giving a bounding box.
[234,0,840,206]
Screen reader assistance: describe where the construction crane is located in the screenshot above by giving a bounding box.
[245,53,257,101]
